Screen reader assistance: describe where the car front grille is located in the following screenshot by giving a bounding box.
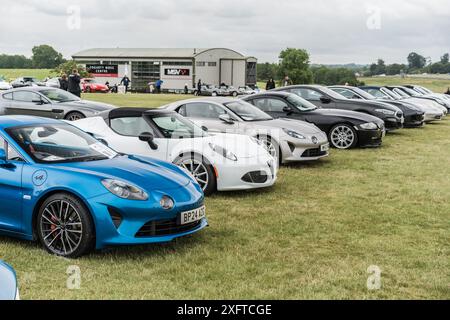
[135,218,202,238]
[301,148,327,158]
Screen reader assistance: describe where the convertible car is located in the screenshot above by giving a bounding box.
[0,116,207,257]
[163,98,330,164]
[272,85,404,131]
[242,92,385,149]
[386,85,450,113]
[0,87,115,121]
[329,85,425,128]
[72,108,277,195]
[0,260,19,300]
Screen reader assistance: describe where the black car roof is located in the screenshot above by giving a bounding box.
[243,91,291,99]
[359,86,383,89]
[108,107,175,119]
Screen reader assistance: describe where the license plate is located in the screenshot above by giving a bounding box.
[179,206,206,225]
[320,143,330,152]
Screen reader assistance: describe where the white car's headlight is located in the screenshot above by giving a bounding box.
[359,122,378,130]
[209,143,237,161]
[101,179,148,200]
[283,128,306,140]
[375,109,395,115]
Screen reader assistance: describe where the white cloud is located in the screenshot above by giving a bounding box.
[0,0,449,64]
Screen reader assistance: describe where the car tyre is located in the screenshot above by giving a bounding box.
[257,135,280,163]
[37,193,95,258]
[212,92,218,97]
[232,91,238,97]
[175,154,216,196]
[65,112,85,121]
[329,123,358,149]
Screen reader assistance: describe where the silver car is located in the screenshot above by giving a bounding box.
[162,97,330,164]
[0,87,116,121]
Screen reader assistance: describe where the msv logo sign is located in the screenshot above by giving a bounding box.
[164,68,190,76]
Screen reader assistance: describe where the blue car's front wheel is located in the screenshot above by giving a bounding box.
[37,193,95,258]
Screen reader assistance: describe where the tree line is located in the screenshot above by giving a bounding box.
[0,45,65,69]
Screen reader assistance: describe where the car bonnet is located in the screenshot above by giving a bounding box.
[259,118,323,134]
[54,155,192,192]
[204,133,270,159]
[64,100,116,112]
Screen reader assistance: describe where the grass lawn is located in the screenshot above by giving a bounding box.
[1,92,450,300]
[0,69,54,81]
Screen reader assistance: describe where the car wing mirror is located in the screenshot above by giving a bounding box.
[282,106,293,114]
[201,126,209,132]
[0,148,13,168]
[32,99,44,105]
[320,97,332,104]
[139,132,158,150]
[219,114,234,124]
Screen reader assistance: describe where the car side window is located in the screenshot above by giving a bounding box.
[291,88,323,101]
[0,136,24,162]
[12,91,42,103]
[182,103,227,119]
[253,98,288,112]
[110,117,154,137]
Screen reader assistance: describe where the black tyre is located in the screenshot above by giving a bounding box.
[175,154,216,196]
[37,193,95,258]
[232,91,238,97]
[65,112,85,121]
[329,123,358,149]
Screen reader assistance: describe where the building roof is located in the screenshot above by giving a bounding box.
[72,48,245,59]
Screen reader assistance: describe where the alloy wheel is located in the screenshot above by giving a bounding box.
[330,125,355,149]
[178,159,209,191]
[39,200,83,256]
[259,137,277,158]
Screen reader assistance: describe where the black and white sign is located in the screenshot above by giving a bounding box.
[87,64,119,77]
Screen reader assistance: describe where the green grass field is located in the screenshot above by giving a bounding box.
[0,69,54,81]
[1,79,450,300]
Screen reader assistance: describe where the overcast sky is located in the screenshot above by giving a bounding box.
[1,0,449,64]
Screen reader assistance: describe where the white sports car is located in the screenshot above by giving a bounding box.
[0,79,12,91]
[71,108,277,195]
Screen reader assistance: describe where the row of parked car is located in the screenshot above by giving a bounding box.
[194,84,262,97]
[0,76,109,93]
[0,82,447,298]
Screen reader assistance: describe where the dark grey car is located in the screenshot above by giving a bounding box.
[0,87,116,121]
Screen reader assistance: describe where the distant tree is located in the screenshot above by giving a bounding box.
[278,48,313,84]
[440,53,449,64]
[386,63,406,76]
[32,45,65,68]
[312,66,361,86]
[54,60,90,77]
[257,62,279,81]
[0,54,32,68]
[407,52,426,69]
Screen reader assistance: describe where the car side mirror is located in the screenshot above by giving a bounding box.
[32,99,44,105]
[201,126,208,132]
[320,97,332,104]
[352,95,361,99]
[139,132,158,150]
[0,148,6,165]
[282,106,293,114]
[219,114,234,124]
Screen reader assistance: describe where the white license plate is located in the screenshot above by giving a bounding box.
[320,143,330,152]
[179,206,206,225]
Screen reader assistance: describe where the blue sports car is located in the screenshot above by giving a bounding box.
[0,116,207,258]
[0,260,19,300]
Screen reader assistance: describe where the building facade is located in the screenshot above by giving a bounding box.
[72,48,257,92]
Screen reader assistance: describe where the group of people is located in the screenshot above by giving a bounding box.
[58,69,82,97]
[265,76,293,90]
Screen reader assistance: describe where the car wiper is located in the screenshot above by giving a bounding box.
[73,155,109,162]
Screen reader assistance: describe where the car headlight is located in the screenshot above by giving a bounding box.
[359,122,378,130]
[375,109,395,115]
[209,143,237,161]
[101,179,148,200]
[282,128,305,139]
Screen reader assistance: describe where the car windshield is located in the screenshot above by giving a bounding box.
[24,77,38,82]
[6,124,118,164]
[40,89,80,103]
[349,87,377,100]
[149,113,208,139]
[401,87,421,96]
[318,86,350,100]
[224,100,273,121]
[286,94,317,111]
[392,88,410,98]
[414,87,428,95]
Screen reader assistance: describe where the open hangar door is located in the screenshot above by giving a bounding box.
[220,59,246,87]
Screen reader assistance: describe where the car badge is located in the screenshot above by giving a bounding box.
[312,136,318,144]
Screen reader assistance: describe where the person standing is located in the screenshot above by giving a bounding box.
[155,79,163,93]
[266,78,276,90]
[120,75,131,93]
[283,76,292,87]
[184,83,189,94]
[68,69,81,97]
[59,74,69,91]
[197,79,202,96]
[445,87,450,95]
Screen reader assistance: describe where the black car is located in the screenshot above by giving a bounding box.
[329,85,425,128]
[242,91,385,149]
[272,85,404,131]
[386,85,450,112]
